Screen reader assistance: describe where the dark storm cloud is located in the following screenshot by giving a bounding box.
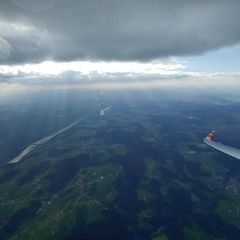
[0,0,240,64]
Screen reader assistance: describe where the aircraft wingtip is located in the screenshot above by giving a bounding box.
[207,130,216,140]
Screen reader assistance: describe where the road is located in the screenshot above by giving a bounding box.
[99,107,112,116]
[8,119,83,164]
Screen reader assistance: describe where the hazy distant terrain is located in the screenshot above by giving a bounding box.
[1,88,240,240]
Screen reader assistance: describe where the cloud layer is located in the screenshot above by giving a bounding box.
[1,0,240,64]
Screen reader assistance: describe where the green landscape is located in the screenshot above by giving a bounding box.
[1,89,240,239]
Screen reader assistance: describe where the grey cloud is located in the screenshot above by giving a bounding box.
[0,37,13,61]
[10,0,60,12]
[0,0,240,64]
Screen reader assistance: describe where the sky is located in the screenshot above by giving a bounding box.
[0,0,240,89]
